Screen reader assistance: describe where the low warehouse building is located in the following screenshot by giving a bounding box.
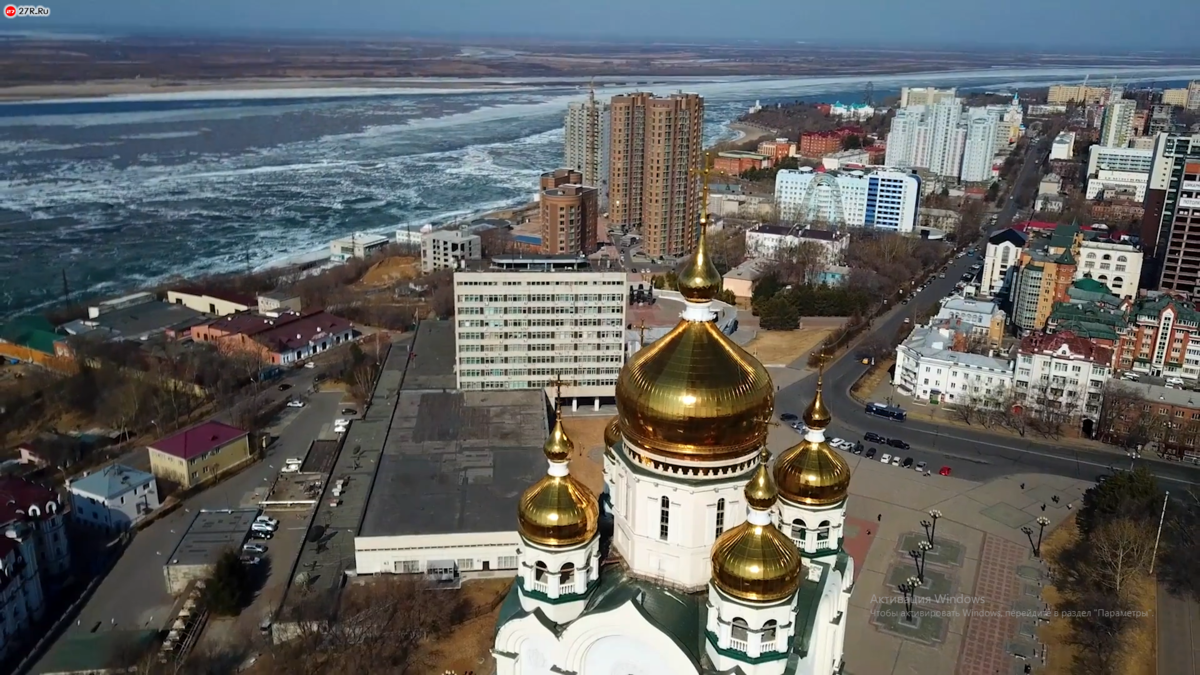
[163,509,260,595]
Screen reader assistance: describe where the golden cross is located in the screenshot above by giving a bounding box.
[552,375,564,416]
[638,319,647,343]
[811,347,832,380]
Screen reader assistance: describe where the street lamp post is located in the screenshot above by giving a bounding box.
[1127,451,1140,471]
[898,576,920,623]
[924,510,942,546]
[918,540,933,580]
[1034,516,1050,558]
[908,546,929,585]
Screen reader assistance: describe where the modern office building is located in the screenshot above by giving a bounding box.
[1100,99,1136,148]
[1087,145,1154,176]
[899,86,957,107]
[960,107,999,182]
[539,169,599,255]
[608,92,704,258]
[1049,131,1076,161]
[453,255,627,403]
[564,88,611,207]
[1143,133,1200,295]
[421,229,482,272]
[774,167,921,233]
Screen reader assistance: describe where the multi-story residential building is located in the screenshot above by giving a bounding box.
[1047,84,1110,105]
[1143,133,1200,296]
[1100,99,1136,148]
[1162,88,1190,108]
[712,151,772,175]
[1087,145,1154,175]
[1107,381,1200,460]
[1015,331,1113,421]
[538,169,598,256]
[928,98,967,179]
[68,464,159,534]
[774,166,921,233]
[608,92,703,258]
[798,128,860,158]
[934,295,1006,346]
[421,229,482,272]
[960,108,999,183]
[147,421,252,490]
[894,324,1014,406]
[883,107,928,169]
[564,88,611,207]
[453,255,627,404]
[0,517,45,662]
[1189,81,1200,110]
[982,227,1028,298]
[1010,225,1083,333]
[1114,293,1200,383]
[899,86,957,108]
[1045,279,1131,347]
[744,224,848,265]
[1049,131,1076,160]
[1076,238,1143,299]
[1148,105,1175,136]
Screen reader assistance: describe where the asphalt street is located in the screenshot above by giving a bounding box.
[777,136,1200,489]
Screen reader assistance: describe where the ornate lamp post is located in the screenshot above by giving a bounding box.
[926,509,942,545]
[917,540,933,580]
[908,545,930,585]
[898,576,920,623]
[1034,516,1050,558]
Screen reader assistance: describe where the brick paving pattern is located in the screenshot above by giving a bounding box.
[957,534,1029,675]
[842,516,876,583]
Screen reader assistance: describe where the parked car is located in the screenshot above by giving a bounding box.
[341,408,358,416]
[249,530,273,540]
[891,456,902,466]
[242,543,267,555]
[887,438,911,450]
[864,432,885,443]
[241,556,263,566]
[286,399,305,408]
[277,383,292,391]
[255,515,279,527]
[865,447,877,459]
[780,413,799,423]
[250,523,275,534]
[901,457,914,468]
[916,461,928,473]
[939,466,952,477]
[281,464,300,474]
[880,453,892,464]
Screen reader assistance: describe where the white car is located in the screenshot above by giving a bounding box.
[304,362,315,369]
[281,464,300,474]
[916,461,928,473]
[254,515,279,528]
[829,438,849,450]
[286,399,305,408]
[251,522,276,533]
[242,543,267,555]
[891,456,902,466]
[880,453,892,464]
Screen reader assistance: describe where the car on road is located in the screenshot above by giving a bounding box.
[780,413,799,423]
[249,530,273,540]
[241,555,263,566]
[865,447,877,459]
[880,453,892,464]
[286,399,305,408]
[281,464,300,474]
[887,438,911,450]
[251,522,276,534]
[916,461,927,473]
[304,362,316,369]
[255,515,279,527]
[891,456,902,466]
[242,543,267,555]
[277,383,292,391]
[864,432,885,443]
[938,273,945,278]
[341,408,359,416]
[901,457,914,468]
[939,466,952,476]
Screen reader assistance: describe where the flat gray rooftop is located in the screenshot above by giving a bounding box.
[402,319,457,391]
[166,509,259,567]
[99,300,208,338]
[360,389,547,537]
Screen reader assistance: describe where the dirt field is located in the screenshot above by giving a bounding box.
[412,578,512,674]
[744,326,834,365]
[1038,516,1157,675]
[356,255,420,288]
[559,416,612,495]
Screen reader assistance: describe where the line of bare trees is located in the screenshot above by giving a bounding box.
[948,381,1084,441]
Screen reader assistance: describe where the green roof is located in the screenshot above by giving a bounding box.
[1072,277,1111,295]
[1135,295,1200,325]
[1048,222,1080,250]
[1055,249,1076,265]
[0,315,61,355]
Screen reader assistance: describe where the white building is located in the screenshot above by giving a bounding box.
[68,464,160,534]
[774,167,921,233]
[744,224,848,265]
[1077,239,1143,300]
[820,148,870,171]
[453,256,627,403]
[565,89,611,207]
[1087,145,1154,176]
[884,106,927,169]
[495,227,852,675]
[1050,131,1076,160]
[960,107,999,182]
[899,86,957,108]
[421,229,482,272]
[1085,169,1150,202]
[981,228,1027,298]
[934,295,1005,340]
[828,101,875,119]
[928,98,967,179]
[1016,331,1113,421]
[1100,99,1136,148]
[165,289,254,317]
[894,325,1015,406]
[330,232,390,262]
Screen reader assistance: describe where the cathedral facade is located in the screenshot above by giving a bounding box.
[493,179,854,675]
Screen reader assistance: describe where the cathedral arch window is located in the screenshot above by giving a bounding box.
[659,496,670,541]
[731,617,749,647]
[534,560,548,582]
[762,619,778,649]
[715,498,726,538]
[790,519,807,543]
[817,520,831,545]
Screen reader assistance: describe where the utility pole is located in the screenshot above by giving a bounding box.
[61,268,70,303]
[1150,491,1169,575]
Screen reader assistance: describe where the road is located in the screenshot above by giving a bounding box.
[33,391,347,674]
[775,137,1200,489]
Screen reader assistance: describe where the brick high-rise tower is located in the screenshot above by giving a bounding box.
[608,92,704,258]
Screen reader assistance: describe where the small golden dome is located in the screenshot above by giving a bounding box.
[773,437,851,507]
[677,215,722,302]
[711,451,803,603]
[803,378,832,430]
[516,410,599,548]
[604,415,621,449]
[615,320,774,461]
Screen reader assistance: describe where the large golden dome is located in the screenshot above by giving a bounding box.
[517,409,599,548]
[773,375,850,507]
[711,449,803,603]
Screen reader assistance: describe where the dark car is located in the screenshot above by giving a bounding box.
[780,413,799,423]
[902,457,914,468]
[250,530,273,540]
[277,383,292,391]
[864,432,885,443]
[887,438,911,450]
[851,442,864,455]
[865,447,877,459]
[341,408,358,416]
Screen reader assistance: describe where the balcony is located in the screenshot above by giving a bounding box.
[530,580,548,594]
[559,582,576,595]
[730,637,749,652]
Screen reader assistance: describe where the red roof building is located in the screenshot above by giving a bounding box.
[150,421,247,461]
[192,310,355,365]
[0,476,71,581]
[147,421,253,489]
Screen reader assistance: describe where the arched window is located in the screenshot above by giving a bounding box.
[1102,254,1112,261]
[1098,274,1108,282]
[659,496,670,541]
[1086,252,1096,259]
[559,562,575,585]
[1113,277,1124,287]
[817,520,831,545]
[731,617,749,643]
[790,519,807,543]
[762,619,778,646]
[27,506,39,518]
[1118,255,1128,262]
[534,560,548,582]
[715,498,726,538]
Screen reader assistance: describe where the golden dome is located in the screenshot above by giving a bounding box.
[711,450,803,603]
[517,410,599,548]
[775,374,850,507]
[677,214,723,302]
[803,377,832,430]
[604,415,621,449]
[615,319,775,461]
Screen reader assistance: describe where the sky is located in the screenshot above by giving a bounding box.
[8,0,1199,51]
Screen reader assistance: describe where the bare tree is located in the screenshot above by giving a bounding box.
[1097,382,1144,447]
[775,241,826,285]
[996,393,1030,437]
[1086,518,1155,598]
[706,227,747,274]
[1066,589,1136,675]
[949,394,987,426]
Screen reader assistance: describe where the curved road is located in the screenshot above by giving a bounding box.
[776,136,1200,489]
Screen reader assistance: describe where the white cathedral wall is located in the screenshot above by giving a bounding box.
[704,585,795,675]
[776,498,847,556]
[516,536,601,625]
[605,450,757,591]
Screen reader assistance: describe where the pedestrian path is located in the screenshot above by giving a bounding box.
[956,534,1034,675]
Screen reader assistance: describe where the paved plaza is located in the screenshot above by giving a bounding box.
[762,424,1090,675]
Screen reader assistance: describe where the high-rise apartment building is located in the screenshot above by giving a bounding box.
[452,256,627,403]
[1047,84,1109,105]
[1188,81,1200,111]
[608,92,704,258]
[884,107,926,168]
[1162,88,1190,108]
[899,86,957,108]
[564,89,611,207]
[1100,99,1136,148]
[538,169,598,255]
[1143,133,1200,296]
[774,167,921,233]
[928,98,966,179]
[960,107,999,182]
